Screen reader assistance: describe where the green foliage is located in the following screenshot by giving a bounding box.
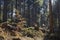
[21,27,44,37]
[38,0,44,6]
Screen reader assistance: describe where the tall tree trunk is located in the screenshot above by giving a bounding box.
[0,0,1,20]
[3,0,8,22]
[49,0,54,33]
[11,1,13,21]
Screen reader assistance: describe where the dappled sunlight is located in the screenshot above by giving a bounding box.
[0,0,60,40]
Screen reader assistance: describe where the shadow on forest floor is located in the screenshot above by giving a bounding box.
[44,31,60,40]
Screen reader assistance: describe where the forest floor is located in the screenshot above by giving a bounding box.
[0,14,48,40]
[0,24,45,40]
[0,23,59,40]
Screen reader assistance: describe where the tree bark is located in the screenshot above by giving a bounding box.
[49,0,54,33]
[3,0,8,22]
[0,0,1,20]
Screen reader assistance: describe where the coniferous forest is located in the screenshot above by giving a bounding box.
[0,0,60,40]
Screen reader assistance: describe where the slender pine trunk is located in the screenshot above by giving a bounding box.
[49,0,54,33]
